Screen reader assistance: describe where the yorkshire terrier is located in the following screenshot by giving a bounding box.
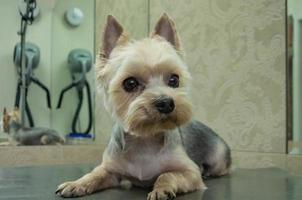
[1,108,64,145]
[56,13,231,200]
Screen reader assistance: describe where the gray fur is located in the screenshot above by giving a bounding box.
[106,120,231,178]
[9,121,64,145]
[180,120,231,177]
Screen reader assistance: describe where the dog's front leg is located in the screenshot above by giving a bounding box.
[148,169,205,200]
[56,164,119,198]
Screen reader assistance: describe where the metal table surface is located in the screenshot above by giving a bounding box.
[0,164,301,200]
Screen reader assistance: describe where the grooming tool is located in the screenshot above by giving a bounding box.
[56,49,93,138]
[13,42,51,127]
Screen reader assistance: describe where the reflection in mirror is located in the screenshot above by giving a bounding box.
[0,0,95,146]
[288,0,302,154]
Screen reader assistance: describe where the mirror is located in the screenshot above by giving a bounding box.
[0,0,95,145]
[287,0,302,154]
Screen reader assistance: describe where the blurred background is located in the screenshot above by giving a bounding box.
[0,0,300,174]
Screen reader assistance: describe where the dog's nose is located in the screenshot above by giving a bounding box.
[154,97,175,114]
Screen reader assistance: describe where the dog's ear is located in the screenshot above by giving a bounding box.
[12,107,20,120]
[2,107,10,119]
[2,107,10,133]
[101,15,127,59]
[151,13,181,50]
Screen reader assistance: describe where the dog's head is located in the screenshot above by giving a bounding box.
[96,13,192,136]
[1,107,20,133]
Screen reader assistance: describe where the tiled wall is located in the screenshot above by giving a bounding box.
[0,0,95,138]
[95,0,287,153]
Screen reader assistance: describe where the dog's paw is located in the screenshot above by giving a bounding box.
[55,180,96,198]
[147,187,176,200]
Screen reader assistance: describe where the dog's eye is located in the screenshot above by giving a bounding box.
[167,74,179,88]
[123,77,139,92]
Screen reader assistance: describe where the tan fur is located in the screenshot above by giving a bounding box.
[57,13,206,199]
[1,108,18,145]
[11,107,20,123]
[2,107,20,133]
[151,13,182,54]
[2,108,10,133]
[98,36,192,136]
[56,165,120,196]
[123,87,192,136]
[148,170,205,200]
[2,108,65,146]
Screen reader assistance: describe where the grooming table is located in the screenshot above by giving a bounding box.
[0,164,301,200]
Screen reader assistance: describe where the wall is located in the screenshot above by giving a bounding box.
[0,0,98,167]
[0,0,289,168]
[95,0,286,155]
[288,0,302,145]
[51,0,95,136]
[150,0,286,154]
[0,0,52,132]
[0,0,95,139]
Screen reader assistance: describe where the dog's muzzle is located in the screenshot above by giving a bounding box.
[153,97,175,114]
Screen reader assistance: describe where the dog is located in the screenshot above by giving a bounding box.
[56,13,231,200]
[1,107,64,145]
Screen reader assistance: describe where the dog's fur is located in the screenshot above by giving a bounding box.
[1,108,64,145]
[56,13,231,200]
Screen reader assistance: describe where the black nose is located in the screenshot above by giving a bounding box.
[154,97,175,114]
